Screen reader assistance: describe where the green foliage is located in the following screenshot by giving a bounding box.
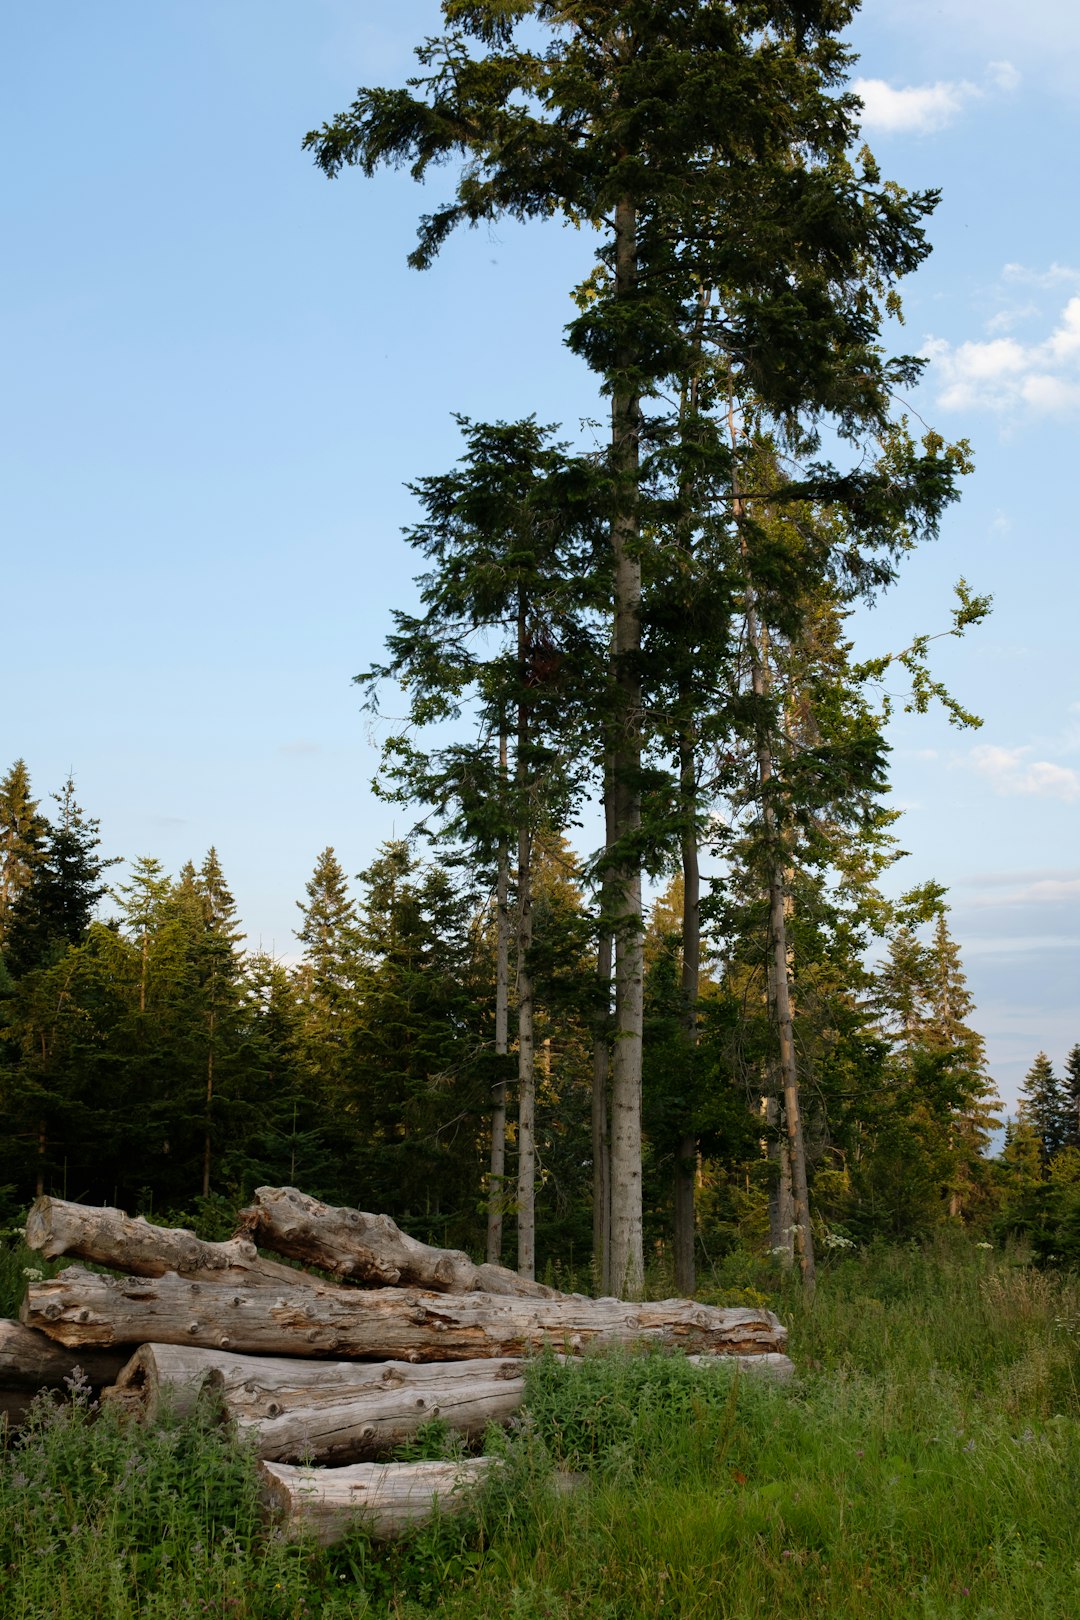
[7,1244,1080,1617]
[0,1385,325,1620]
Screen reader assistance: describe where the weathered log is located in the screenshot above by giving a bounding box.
[0,1390,46,1426]
[0,1317,127,1390]
[25,1196,303,1287]
[685,1351,795,1381]
[23,1267,786,1360]
[260,1457,496,1543]
[238,1186,560,1297]
[103,1344,526,1462]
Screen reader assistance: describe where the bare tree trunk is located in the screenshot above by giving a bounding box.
[516,596,536,1280]
[202,1008,214,1199]
[591,774,615,1294]
[608,191,644,1299]
[674,738,701,1296]
[743,590,815,1293]
[516,821,535,1280]
[765,1097,795,1266]
[486,729,511,1267]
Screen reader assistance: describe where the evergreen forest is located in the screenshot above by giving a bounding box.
[6,9,1080,1618]
[1,0,1075,1286]
[3,752,1074,1275]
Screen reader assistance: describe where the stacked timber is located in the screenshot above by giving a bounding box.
[0,1318,127,1425]
[14,1189,792,1542]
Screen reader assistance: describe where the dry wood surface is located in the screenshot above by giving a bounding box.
[259,1456,496,1543]
[22,1266,786,1360]
[0,1317,127,1390]
[238,1186,561,1297]
[25,1196,302,1287]
[104,1343,526,1462]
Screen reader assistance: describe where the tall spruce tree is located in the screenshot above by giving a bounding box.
[1063,1043,1080,1150]
[358,417,604,1276]
[4,777,114,977]
[1020,1051,1068,1167]
[0,760,46,949]
[306,0,955,1293]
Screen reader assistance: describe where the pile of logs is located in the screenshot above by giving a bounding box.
[5,1187,792,1544]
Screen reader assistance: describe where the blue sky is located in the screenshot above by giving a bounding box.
[3,2,1077,1111]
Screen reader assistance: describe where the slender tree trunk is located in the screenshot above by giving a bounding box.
[674,738,701,1295]
[729,411,815,1293]
[516,599,536,1280]
[765,1099,795,1265]
[670,284,712,1298]
[202,1009,215,1200]
[743,586,815,1293]
[486,729,511,1267]
[591,921,612,1294]
[607,192,644,1299]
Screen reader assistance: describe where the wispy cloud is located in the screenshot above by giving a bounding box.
[969,743,1080,802]
[853,59,1018,134]
[929,271,1080,418]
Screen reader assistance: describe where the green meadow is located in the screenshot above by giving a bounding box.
[3,1238,1079,1619]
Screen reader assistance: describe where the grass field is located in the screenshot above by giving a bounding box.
[3,1237,1079,1618]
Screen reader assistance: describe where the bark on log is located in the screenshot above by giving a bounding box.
[25,1196,303,1287]
[22,1267,787,1360]
[103,1344,526,1462]
[260,1457,496,1544]
[684,1351,795,1380]
[0,1317,127,1390]
[237,1186,561,1297]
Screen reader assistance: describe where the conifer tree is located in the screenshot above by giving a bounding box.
[4,777,114,976]
[1063,1043,1080,1151]
[0,759,46,948]
[306,0,953,1295]
[1020,1051,1068,1167]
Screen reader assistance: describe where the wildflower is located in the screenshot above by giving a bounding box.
[975,1242,992,1251]
[21,1267,43,1282]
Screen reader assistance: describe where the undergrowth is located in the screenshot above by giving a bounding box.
[3,1238,1080,1617]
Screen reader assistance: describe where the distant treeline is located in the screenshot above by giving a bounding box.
[17,759,1080,1272]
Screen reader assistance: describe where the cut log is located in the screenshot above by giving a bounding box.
[103,1344,526,1462]
[0,1390,47,1426]
[22,1267,787,1360]
[238,1186,560,1297]
[685,1351,795,1380]
[259,1457,496,1544]
[0,1317,127,1390]
[25,1196,303,1287]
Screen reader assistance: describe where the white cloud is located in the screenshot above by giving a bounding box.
[1003,262,1080,288]
[969,743,1080,801]
[853,76,978,134]
[853,58,1018,135]
[930,279,1080,417]
[987,59,1022,92]
[865,0,1080,95]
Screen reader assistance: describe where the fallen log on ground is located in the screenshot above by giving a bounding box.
[103,1344,526,1462]
[238,1186,561,1298]
[260,1456,496,1544]
[685,1351,795,1380]
[22,1267,787,1360]
[0,1317,127,1390]
[25,1196,304,1287]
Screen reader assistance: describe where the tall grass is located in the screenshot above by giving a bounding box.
[3,1238,1080,1617]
